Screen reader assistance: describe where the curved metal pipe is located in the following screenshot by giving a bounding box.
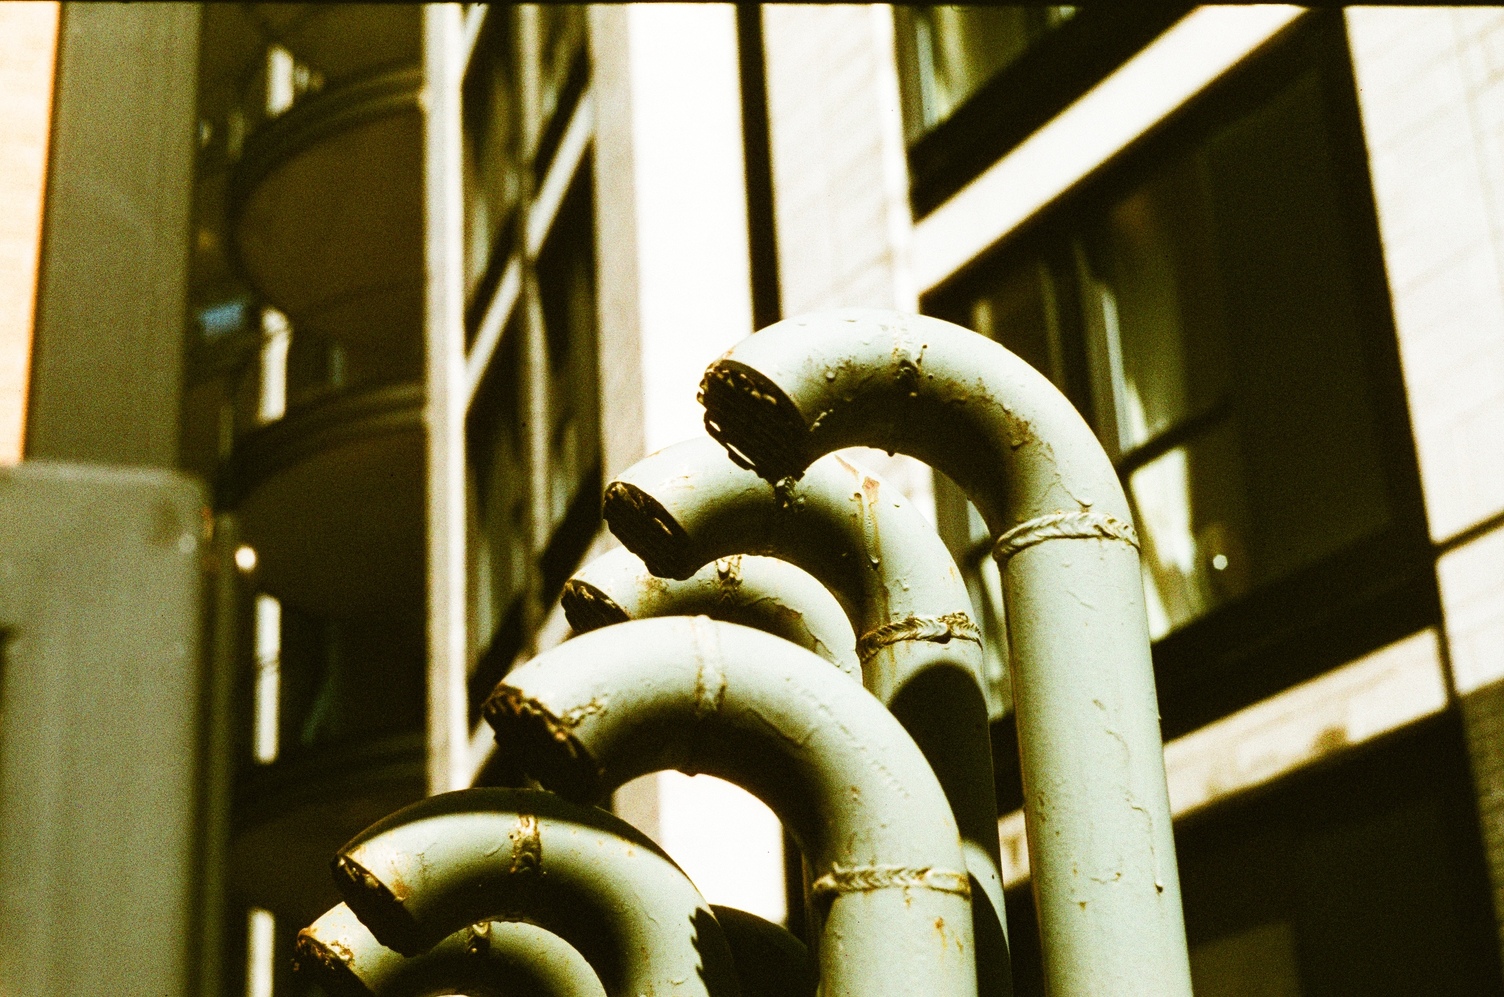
[294,904,605,997]
[294,900,812,997]
[698,307,1191,997]
[483,616,977,997]
[602,437,1008,995]
[563,546,859,678]
[328,787,741,997]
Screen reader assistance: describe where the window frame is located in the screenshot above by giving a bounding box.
[924,12,1437,743]
[898,5,1190,219]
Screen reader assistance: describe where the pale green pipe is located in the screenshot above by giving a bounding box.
[601,437,1008,996]
[483,616,977,997]
[294,904,604,997]
[697,307,1192,997]
[295,900,812,997]
[329,787,741,997]
[563,546,859,678]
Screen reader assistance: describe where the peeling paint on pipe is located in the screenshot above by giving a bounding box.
[294,903,604,997]
[483,616,978,997]
[563,546,859,678]
[697,307,1192,997]
[601,437,1008,996]
[328,787,741,997]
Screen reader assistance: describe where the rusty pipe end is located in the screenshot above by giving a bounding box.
[699,358,811,486]
[560,578,630,633]
[330,853,427,956]
[291,930,373,997]
[481,684,602,803]
[601,480,698,580]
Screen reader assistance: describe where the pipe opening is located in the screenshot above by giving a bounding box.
[601,481,697,579]
[330,854,426,956]
[699,360,810,486]
[481,684,601,803]
[292,931,370,997]
[560,578,630,633]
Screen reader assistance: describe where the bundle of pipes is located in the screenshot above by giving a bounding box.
[294,786,816,997]
[579,437,1009,996]
[696,308,1193,997]
[291,307,1191,997]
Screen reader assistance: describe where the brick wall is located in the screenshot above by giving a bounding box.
[1349,7,1504,964]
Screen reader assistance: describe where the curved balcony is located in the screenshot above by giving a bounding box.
[228,66,423,349]
[220,383,425,621]
[230,733,426,928]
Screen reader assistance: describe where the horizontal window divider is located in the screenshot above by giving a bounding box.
[913,5,1306,295]
[998,626,1447,888]
[465,255,522,411]
[526,87,594,259]
[1114,397,1235,477]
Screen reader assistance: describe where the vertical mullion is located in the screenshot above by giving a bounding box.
[423,3,469,795]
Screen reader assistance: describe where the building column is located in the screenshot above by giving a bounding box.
[1348,6,1504,966]
[588,2,786,924]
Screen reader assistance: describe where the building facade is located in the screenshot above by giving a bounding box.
[7,5,1504,997]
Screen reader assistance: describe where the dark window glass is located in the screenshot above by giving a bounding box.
[532,3,589,183]
[462,13,522,319]
[538,5,587,132]
[894,6,1075,142]
[536,163,602,595]
[895,6,1186,217]
[927,15,1430,728]
[467,314,530,683]
[276,604,425,758]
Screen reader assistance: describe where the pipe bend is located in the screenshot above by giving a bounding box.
[600,436,1007,995]
[697,308,1129,534]
[295,904,604,997]
[563,546,859,678]
[328,787,740,997]
[698,308,1191,997]
[603,438,985,701]
[295,901,812,997]
[483,616,977,997]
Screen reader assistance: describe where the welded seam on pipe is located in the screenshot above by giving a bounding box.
[992,510,1140,563]
[809,863,971,902]
[855,612,983,665]
[693,622,728,718]
[509,814,541,875]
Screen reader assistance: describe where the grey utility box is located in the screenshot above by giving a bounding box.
[0,462,230,997]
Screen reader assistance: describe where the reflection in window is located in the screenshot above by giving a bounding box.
[930,57,1393,642]
[262,599,424,760]
[462,14,522,311]
[894,6,1075,142]
[467,317,531,673]
[537,5,587,137]
[537,166,600,542]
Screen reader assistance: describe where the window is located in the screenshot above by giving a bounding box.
[462,12,522,331]
[894,6,1187,217]
[534,4,588,180]
[927,14,1434,741]
[467,316,531,717]
[894,6,1076,142]
[536,166,602,595]
[460,5,602,725]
